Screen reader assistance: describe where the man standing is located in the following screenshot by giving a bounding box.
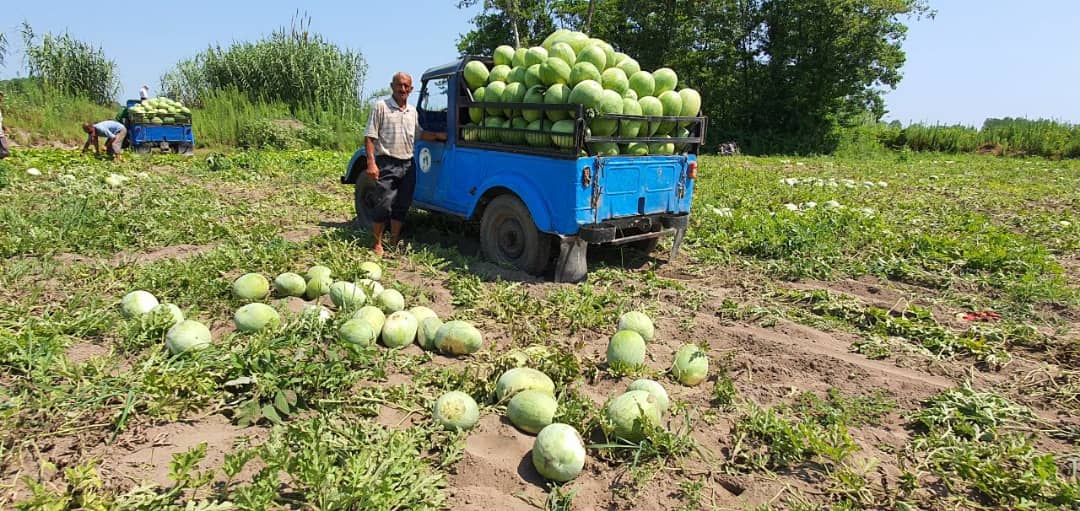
[0,91,10,159]
[364,72,447,256]
[81,119,127,161]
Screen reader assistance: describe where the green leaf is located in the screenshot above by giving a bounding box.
[262,404,283,425]
[273,391,291,415]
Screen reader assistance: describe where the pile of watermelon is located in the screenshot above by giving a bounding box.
[461,29,702,156]
[130,97,192,125]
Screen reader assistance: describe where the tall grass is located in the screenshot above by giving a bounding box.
[19,22,120,105]
[160,15,366,116]
[194,88,366,150]
[0,78,116,145]
[875,118,1080,158]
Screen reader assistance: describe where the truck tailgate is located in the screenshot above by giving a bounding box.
[586,155,692,223]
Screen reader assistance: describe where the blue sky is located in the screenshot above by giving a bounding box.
[2,1,1078,127]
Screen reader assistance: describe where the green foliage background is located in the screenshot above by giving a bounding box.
[457,0,933,155]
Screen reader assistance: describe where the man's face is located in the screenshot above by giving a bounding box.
[391,76,413,104]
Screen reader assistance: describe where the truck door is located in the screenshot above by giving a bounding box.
[414,76,450,205]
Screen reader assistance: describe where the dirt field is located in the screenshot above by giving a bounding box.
[0,149,1076,510]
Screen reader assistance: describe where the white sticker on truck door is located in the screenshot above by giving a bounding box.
[419,147,432,173]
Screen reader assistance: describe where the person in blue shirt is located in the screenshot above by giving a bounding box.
[82,120,127,160]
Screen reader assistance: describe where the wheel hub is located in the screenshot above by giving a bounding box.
[496,218,525,259]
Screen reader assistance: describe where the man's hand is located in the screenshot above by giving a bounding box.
[366,162,379,181]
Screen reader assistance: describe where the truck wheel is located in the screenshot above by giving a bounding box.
[480,194,551,275]
[353,176,379,230]
[134,144,152,155]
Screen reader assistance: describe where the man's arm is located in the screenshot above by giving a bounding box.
[365,136,378,180]
[81,134,93,153]
[420,131,448,142]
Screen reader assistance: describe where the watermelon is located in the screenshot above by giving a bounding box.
[568,62,601,88]
[502,81,527,116]
[532,424,586,482]
[657,90,683,132]
[525,119,552,147]
[512,47,528,68]
[619,98,643,137]
[589,89,624,137]
[507,66,527,84]
[628,71,655,99]
[638,96,664,136]
[544,84,572,121]
[525,46,548,67]
[525,64,544,88]
[464,60,490,90]
[489,65,511,84]
[653,67,678,95]
[618,311,655,342]
[550,119,576,148]
[494,44,516,65]
[539,58,571,87]
[469,86,487,124]
[381,310,418,348]
[433,391,480,431]
[548,42,576,67]
[522,85,546,122]
[568,80,603,110]
[601,67,629,95]
[616,57,641,77]
[576,45,607,71]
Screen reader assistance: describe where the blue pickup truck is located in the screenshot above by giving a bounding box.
[341,57,705,282]
[120,99,195,155]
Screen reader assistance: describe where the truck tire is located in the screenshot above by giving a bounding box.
[480,194,552,275]
[353,176,379,230]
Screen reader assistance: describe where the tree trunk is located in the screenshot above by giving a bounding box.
[585,0,596,34]
[504,0,522,47]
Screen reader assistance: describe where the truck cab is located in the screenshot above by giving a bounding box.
[342,57,705,282]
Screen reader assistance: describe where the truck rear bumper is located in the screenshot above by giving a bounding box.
[578,213,689,244]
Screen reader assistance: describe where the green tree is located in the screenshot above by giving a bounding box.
[455,0,558,54]
[458,0,931,154]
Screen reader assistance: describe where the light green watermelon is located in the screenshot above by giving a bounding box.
[522,85,546,122]
[469,86,487,124]
[525,64,544,88]
[568,80,604,110]
[601,68,629,95]
[525,46,548,67]
[576,45,606,71]
[616,57,641,77]
[657,90,683,133]
[628,71,655,99]
[525,119,552,147]
[502,81,527,117]
[548,42,576,67]
[550,119,577,148]
[494,46,515,67]
[568,62,602,88]
[544,83,572,121]
[589,89,624,137]
[489,65,511,84]
[539,58,571,87]
[619,98,643,137]
[485,82,507,116]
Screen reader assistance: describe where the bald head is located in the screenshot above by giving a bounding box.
[390,72,414,107]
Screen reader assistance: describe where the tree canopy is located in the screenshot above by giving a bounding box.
[456,0,932,154]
